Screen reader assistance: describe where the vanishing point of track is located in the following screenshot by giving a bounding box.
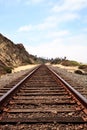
[0,65,87,129]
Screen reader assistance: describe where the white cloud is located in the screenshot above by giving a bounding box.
[45,13,79,27]
[66,34,87,45]
[36,22,56,30]
[18,12,79,32]
[46,30,70,38]
[26,42,87,63]
[18,20,57,32]
[15,0,87,63]
[52,0,87,13]
[18,25,33,32]
[25,34,87,63]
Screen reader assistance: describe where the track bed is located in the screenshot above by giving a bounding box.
[0,65,87,129]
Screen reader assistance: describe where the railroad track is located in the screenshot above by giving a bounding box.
[0,65,87,129]
[50,66,87,99]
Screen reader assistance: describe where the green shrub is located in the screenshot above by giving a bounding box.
[79,65,87,69]
[4,67,12,73]
[51,58,62,64]
[74,70,83,75]
[62,60,80,66]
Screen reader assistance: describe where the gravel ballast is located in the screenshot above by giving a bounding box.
[49,65,87,99]
[0,65,38,90]
[0,64,87,99]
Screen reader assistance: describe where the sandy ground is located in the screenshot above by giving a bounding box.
[52,64,79,73]
[0,64,39,89]
[12,64,38,73]
[11,63,81,73]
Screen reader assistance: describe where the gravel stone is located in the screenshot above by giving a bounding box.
[49,65,87,99]
[0,67,36,89]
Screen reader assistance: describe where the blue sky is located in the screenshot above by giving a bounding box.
[0,0,87,63]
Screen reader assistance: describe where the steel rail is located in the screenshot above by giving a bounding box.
[47,66,87,109]
[0,65,41,109]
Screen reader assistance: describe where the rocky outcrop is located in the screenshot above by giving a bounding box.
[0,60,7,75]
[0,33,36,75]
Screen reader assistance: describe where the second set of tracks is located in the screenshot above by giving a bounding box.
[0,65,87,129]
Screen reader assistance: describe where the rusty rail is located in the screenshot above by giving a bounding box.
[0,65,41,108]
[0,65,87,127]
[48,66,87,109]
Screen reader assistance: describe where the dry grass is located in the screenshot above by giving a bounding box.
[52,64,79,73]
[12,64,38,73]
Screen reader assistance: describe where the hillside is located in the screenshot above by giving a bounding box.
[0,33,36,75]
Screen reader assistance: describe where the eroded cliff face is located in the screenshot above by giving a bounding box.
[0,60,7,75]
[0,33,35,75]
